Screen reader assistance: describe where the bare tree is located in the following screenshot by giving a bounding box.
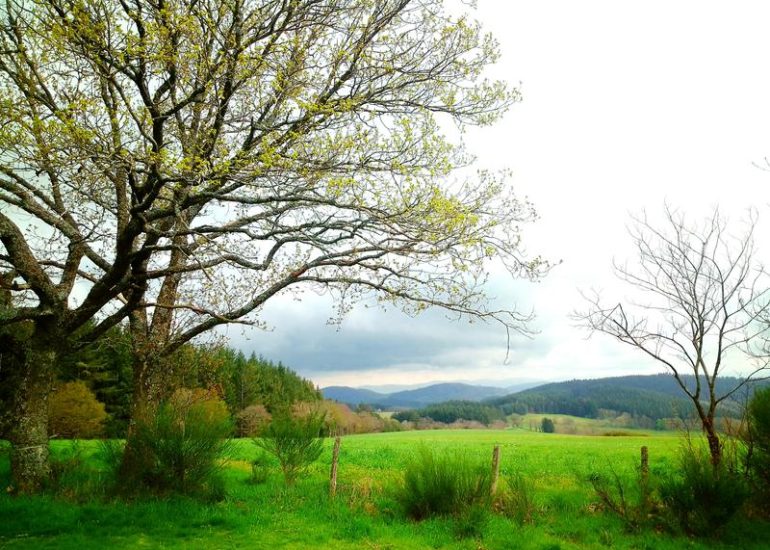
[0,0,548,491]
[578,207,770,466]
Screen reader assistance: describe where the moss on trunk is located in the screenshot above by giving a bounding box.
[8,343,56,494]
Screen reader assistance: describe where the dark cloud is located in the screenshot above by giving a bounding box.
[223,281,550,377]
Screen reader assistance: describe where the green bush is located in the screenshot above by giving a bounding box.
[97,439,125,479]
[541,417,555,433]
[49,381,108,439]
[121,389,233,497]
[659,443,748,536]
[255,411,325,484]
[747,386,770,508]
[248,451,271,485]
[235,404,272,437]
[395,447,491,520]
[588,465,653,531]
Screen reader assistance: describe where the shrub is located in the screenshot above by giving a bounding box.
[746,386,770,508]
[255,411,325,484]
[294,400,358,435]
[97,439,125,480]
[588,465,653,531]
[122,388,233,497]
[248,457,270,485]
[396,447,491,520]
[49,381,108,439]
[236,404,272,437]
[248,451,271,485]
[169,388,232,426]
[541,417,555,433]
[659,443,748,536]
[292,400,391,435]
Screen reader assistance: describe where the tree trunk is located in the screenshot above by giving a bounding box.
[8,342,56,494]
[703,416,722,467]
[129,350,166,422]
[119,347,166,479]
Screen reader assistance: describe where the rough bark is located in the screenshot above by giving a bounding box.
[129,348,166,419]
[702,416,723,467]
[119,329,168,479]
[7,337,57,493]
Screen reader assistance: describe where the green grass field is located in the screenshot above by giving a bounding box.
[0,429,767,549]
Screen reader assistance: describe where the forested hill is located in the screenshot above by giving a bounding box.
[322,374,766,423]
[488,374,760,420]
[383,383,510,408]
[323,382,509,409]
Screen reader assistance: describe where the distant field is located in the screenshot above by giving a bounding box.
[1,429,767,549]
[514,413,671,436]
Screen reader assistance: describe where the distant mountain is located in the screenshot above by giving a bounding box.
[322,382,510,409]
[322,386,387,406]
[324,374,767,416]
[386,383,509,408]
[488,374,762,420]
[325,374,768,421]
[360,379,545,394]
[359,382,437,393]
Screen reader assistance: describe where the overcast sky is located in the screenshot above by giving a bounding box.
[225,0,770,390]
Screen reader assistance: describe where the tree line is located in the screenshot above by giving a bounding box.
[1,326,321,440]
[494,386,708,421]
[393,401,504,426]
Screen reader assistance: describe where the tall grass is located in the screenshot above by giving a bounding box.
[496,473,536,525]
[395,446,491,520]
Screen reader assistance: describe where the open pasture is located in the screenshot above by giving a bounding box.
[0,429,766,549]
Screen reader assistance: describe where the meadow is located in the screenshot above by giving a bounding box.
[1,428,768,549]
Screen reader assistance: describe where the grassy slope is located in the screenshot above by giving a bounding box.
[0,430,767,549]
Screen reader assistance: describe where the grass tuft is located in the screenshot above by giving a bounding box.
[395,446,491,520]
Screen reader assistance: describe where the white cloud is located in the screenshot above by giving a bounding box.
[230,1,770,388]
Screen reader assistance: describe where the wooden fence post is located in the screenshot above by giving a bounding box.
[491,445,501,495]
[329,436,341,497]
